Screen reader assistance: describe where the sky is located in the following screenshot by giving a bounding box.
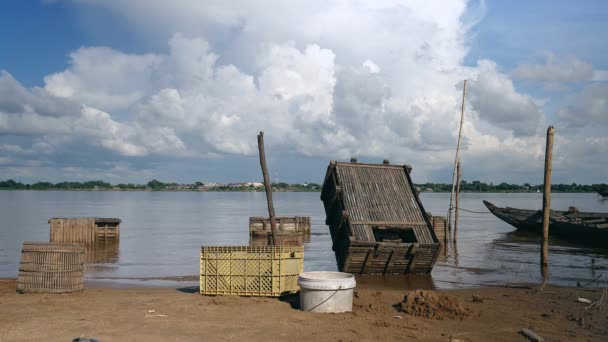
[0,0,607,185]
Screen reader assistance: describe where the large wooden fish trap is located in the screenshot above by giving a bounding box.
[49,217,121,244]
[320,160,440,275]
[17,242,85,293]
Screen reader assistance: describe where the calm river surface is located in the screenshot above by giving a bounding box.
[1,191,607,289]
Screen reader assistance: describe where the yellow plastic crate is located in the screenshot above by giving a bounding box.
[200,246,304,297]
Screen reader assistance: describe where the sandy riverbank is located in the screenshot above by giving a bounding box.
[0,279,606,341]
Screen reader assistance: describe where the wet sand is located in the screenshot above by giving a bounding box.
[1,279,606,341]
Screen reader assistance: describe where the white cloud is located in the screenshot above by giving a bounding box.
[468,60,544,136]
[2,0,606,183]
[44,47,164,111]
[0,144,25,153]
[512,53,595,83]
[557,83,608,127]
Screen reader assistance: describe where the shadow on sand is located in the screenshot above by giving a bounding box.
[177,286,200,293]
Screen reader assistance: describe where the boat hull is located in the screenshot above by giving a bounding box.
[483,200,608,248]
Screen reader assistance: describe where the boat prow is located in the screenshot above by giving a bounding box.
[483,200,608,247]
[483,200,543,232]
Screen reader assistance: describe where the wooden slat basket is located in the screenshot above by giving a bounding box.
[17,242,85,293]
[320,160,440,275]
[249,216,312,246]
[49,217,121,245]
[200,246,303,297]
[249,233,310,246]
[249,216,311,236]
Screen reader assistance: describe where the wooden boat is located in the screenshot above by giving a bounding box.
[320,160,440,275]
[483,200,608,247]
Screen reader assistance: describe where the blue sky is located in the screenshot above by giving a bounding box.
[1,1,607,184]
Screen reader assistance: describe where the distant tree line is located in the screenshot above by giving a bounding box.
[0,179,322,192]
[416,181,608,193]
[0,179,113,190]
[1,179,606,193]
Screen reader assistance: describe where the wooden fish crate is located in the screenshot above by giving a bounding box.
[249,216,311,236]
[430,215,447,242]
[49,217,121,244]
[320,160,440,275]
[200,246,303,297]
[17,242,85,293]
[249,233,310,246]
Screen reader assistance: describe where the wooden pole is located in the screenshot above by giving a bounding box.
[257,132,278,245]
[541,126,554,285]
[448,80,467,231]
[444,216,448,244]
[454,160,461,242]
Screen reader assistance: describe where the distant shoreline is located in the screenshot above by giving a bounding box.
[0,189,605,194]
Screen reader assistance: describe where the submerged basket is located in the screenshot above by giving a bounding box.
[17,242,85,293]
[200,246,304,297]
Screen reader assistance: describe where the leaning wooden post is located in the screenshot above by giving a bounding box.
[257,132,278,245]
[448,80,467,231]
[541,126,554,286]
[454,161,461,242]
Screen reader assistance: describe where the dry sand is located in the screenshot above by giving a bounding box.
[0,279,606,341]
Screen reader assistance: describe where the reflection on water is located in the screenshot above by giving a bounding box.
[85,240,120,264]
[0,191,607,289]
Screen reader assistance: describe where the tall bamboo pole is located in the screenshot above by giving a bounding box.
[448,80,467,230]
[454,160,461,242]
[257,132,278,245]
[541,126,554,284]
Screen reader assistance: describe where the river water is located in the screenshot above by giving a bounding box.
[0,191,606,289]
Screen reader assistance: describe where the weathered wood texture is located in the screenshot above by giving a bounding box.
[454,161,461,242]
[49,217,121,244]
[249,216,311,235]
[249,233,310,246]
[257,132,278,245]
[17,242,85,293]
[430,215,447,243]
[483,200,608,247]
[320,161,440,275]
[448,80,467,230]
[249,217,311,246]
[541,126,554,280]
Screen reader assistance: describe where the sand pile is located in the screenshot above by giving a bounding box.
[397,289,471,320]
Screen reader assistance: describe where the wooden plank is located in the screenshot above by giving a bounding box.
[350,220,426,226]
[407,244,419,272]
[361,249,373,274]
[257,132,278,245]
[335,162,406,170]
[384,249,396,273]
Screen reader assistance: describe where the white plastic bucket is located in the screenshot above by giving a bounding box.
[298,271,356,313]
